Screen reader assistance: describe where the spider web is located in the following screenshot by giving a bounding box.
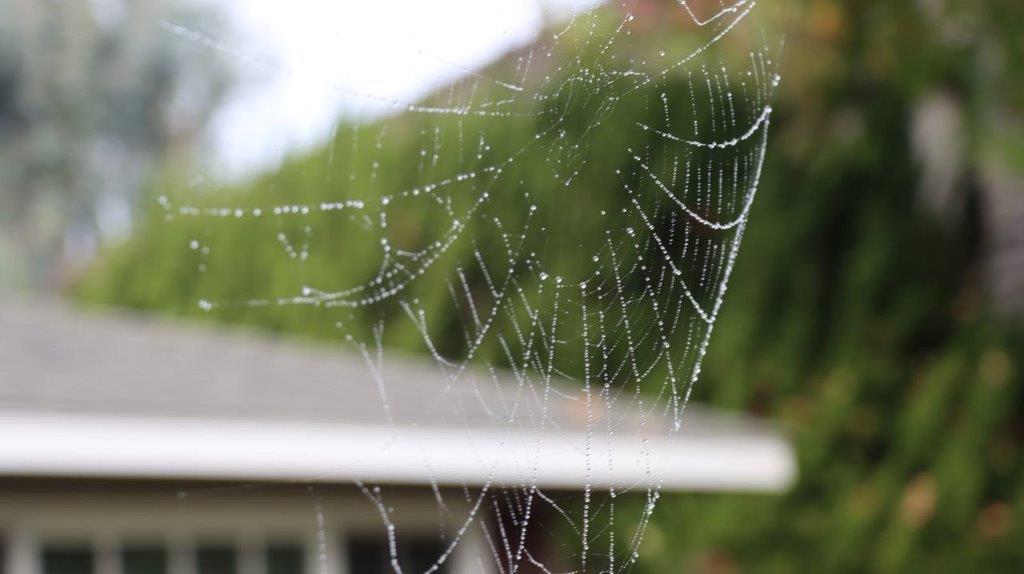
[157,1,780,572]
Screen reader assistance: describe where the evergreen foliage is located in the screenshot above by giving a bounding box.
[78,1,1023,571]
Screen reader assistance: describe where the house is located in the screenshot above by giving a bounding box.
[0,299,795,574]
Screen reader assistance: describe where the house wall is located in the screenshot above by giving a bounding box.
[0,479,491,574]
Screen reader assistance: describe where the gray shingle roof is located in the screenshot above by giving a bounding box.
[0,298,796,491]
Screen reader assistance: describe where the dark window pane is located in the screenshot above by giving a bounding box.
[122,546,167,574]
[404,538,447,574]
[348,536,387,574]
[266,544,304,574]
[196,546,236,574]
[42,546,93,574]
[348,536,447,574]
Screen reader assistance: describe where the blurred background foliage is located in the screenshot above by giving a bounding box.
[0,0,231,291]
[68,0,1024,571]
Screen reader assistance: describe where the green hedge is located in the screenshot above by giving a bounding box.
[79,1,1023,571]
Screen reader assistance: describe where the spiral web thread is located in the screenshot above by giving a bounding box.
[159,1,780,572]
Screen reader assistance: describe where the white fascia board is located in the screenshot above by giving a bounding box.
[0,412,795,492]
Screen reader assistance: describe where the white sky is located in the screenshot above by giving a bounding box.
[202,0,603,178]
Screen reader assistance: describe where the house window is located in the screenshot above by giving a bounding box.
[42,546,94,574]
[121,546,167,574]
[348,535,449,574]
[33,533,448,574]
[195,545,236,574]
[265,544,303,574]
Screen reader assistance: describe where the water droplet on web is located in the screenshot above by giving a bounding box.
[156,14,782,573]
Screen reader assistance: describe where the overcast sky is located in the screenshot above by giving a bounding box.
[199,0,602,178]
